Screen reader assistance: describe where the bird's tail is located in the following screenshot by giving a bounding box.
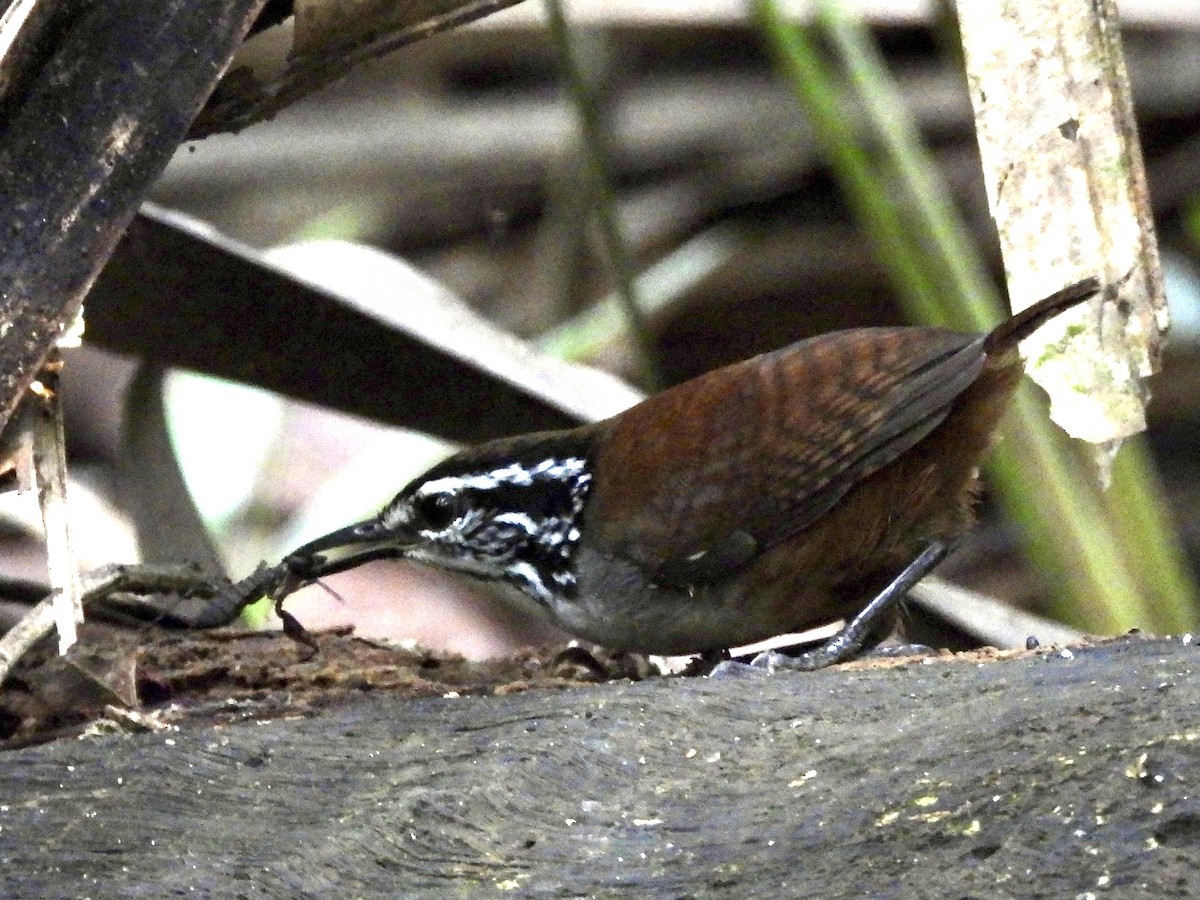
[984,276,1101,355]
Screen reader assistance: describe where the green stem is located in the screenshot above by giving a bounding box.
[749,2,945,324]
[816,0,993,331]
[543,0,662,390]
[1103,436,1198,633]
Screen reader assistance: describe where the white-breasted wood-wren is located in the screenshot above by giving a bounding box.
[281,278,1100,666]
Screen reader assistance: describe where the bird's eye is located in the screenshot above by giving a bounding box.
[414,492,458,530]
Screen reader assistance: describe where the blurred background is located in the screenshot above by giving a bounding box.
[5,0,1200,658]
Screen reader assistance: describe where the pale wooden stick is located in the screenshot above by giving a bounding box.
[957,0,1166,476]
[30,353,82,654]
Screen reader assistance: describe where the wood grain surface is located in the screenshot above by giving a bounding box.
[2,634,1198,897]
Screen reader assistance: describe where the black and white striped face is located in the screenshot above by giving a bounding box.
[379,437,594,606]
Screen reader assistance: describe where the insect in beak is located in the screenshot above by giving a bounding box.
[286,518,418,582]
[243,517,422,651]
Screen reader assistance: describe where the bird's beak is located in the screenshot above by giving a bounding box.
[285,517,417,579]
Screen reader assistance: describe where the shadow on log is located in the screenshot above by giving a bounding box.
[2,634,1198,898]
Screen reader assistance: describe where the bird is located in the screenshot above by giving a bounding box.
[279,277,1100,668]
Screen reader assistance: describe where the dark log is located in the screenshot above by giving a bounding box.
[1,634,1197,897]
[191,0,533,137]
[87,205,644,445]
[0,0,267,436]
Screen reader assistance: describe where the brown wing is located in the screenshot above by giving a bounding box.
[586,327,986,586]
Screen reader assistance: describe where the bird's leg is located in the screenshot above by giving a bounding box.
[752,539,952,672]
